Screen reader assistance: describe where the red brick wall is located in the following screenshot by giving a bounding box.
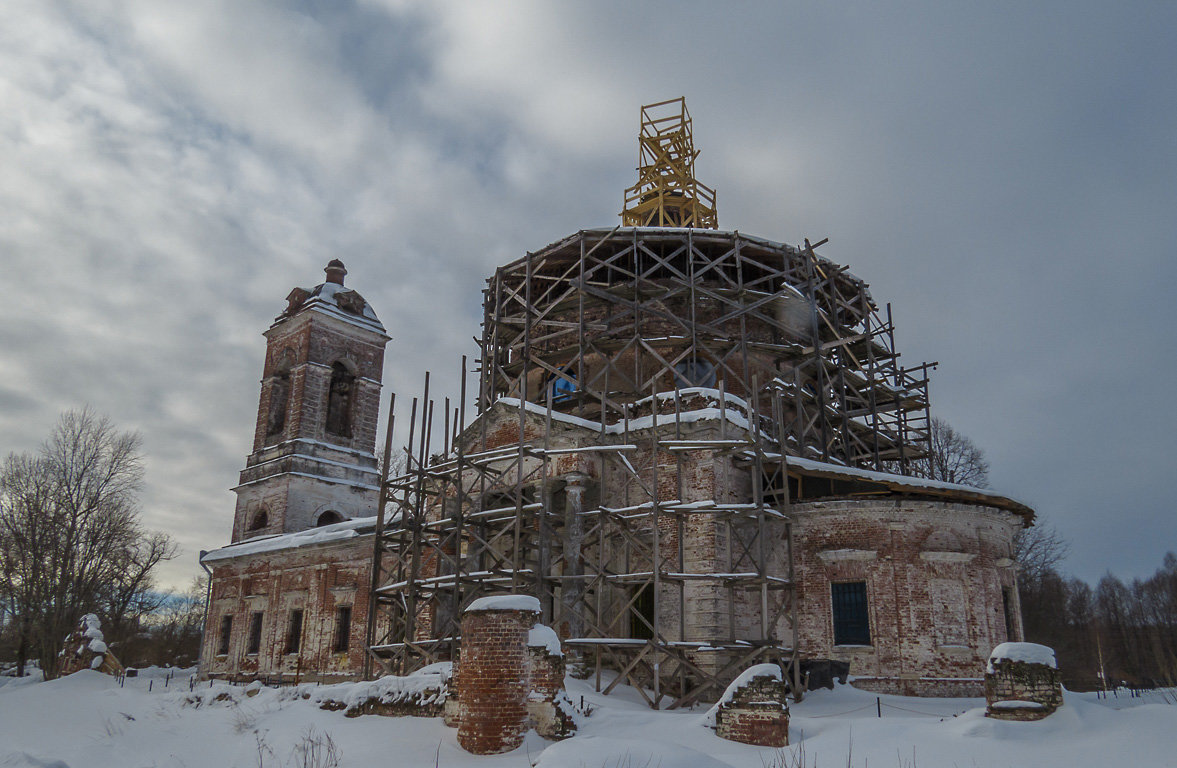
[528,646,564,699]
[457,608,538,755]
[792,499,1023,694]
[199,536,378,682]
[715,673,789,747]
[718,707,789,747]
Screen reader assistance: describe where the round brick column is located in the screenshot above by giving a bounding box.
[457,595,541,755]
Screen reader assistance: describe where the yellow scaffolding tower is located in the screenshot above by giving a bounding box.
[621,98,718,229]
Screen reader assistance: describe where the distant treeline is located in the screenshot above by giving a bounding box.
[1021,553,1177,690]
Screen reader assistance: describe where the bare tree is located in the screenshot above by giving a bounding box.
[97,530,179,650]
[116,575,207,668]
[909,417,991,487]
[0,409,174,678]
[1014,520,1070,587]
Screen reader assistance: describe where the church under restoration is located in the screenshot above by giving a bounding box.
[199,99,1033,703]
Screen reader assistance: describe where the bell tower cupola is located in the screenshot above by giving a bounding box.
[230,260,389,542]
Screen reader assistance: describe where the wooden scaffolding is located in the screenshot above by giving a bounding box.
[364,225,935,708]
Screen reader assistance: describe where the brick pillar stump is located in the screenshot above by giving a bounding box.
[984,642,1063,721]
[526,624,576,740]
[714,664,789,747]
[457,595,541,755]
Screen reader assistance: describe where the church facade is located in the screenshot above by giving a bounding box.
[198,251,1030,698]
[199,101,1032,698]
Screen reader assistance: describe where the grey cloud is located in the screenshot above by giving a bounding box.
[1,0,1173,589]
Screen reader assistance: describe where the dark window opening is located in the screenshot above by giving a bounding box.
[325,362,355,438]
[673,359,716,389]
[217,615,232,655]
[316,510,345,527]
[248,509,268,532]
[247,612,263,655]
[266,374,290,438]
[832,581,871,646]
[333,606,352,653]
[1002,587,1016,641]
[286,609,304,654]
[629,584,655,641]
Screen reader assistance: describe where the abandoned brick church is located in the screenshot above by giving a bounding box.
[199,99,1034,702]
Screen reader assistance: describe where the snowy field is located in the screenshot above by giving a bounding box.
[2,667,1176,767]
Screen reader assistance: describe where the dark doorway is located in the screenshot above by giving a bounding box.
[630,584,655,640]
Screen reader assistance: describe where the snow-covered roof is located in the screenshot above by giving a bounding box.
[783,455,1034,520]
[462,395,1032,521]
[276,261,386,336]
[201,516,379,563]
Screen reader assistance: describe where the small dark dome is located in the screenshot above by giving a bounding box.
[325,260,348,285]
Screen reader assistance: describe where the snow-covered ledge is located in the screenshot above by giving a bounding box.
[919,551,976,564]
[817,549,877,565]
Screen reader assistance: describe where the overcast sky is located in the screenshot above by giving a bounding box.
[2,1,1174,591]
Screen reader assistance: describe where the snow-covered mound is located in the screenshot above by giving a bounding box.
[527,624,564,656]
[702,662,782,726]
[987,641,1058,673]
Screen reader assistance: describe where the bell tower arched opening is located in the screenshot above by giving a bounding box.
[326,361,356,439]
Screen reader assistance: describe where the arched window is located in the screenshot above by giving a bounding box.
[326,362,355,438]
[316,510,345,527]
[266,373,290,438]
[673,359,716,389]
[248,509,269,532]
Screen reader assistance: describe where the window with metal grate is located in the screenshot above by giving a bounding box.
[831,581,871,646]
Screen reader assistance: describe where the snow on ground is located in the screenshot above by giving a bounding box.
[2,667,1176,767]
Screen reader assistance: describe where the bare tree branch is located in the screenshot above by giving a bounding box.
[0,408,174,678]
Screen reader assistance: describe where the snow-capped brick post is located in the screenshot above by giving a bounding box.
[526,623,576,740]
[457,595,542,755]
[984,642,1063,721]
[711,664,789,747]
[59,614,123,677]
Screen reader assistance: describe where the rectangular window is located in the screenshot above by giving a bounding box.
[333,606,352,653]
[217,615,233,656]
[286,609,304,654]
[832,581,871,646]
[246,612,264,655]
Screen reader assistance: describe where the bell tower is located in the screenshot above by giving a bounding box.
[230,260,389,542]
